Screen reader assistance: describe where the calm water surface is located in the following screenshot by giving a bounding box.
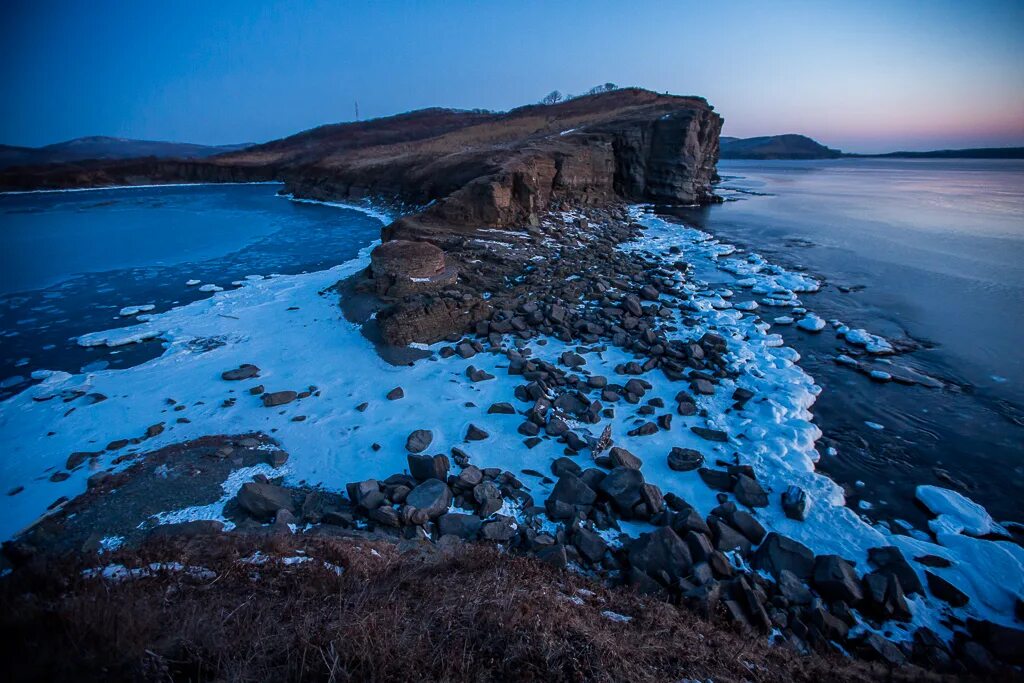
[0,184,382,399]
[664,159,1024,525]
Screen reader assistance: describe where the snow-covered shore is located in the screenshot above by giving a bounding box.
[1,202,1020,643]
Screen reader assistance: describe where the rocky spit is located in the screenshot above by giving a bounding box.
[8,202,1022,678]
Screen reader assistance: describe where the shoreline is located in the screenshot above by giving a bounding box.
[0,179,285,196]
[1,194,1022,671]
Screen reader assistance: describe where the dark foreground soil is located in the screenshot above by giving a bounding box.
[0,532,997,683]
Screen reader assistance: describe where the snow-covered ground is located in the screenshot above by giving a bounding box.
[0,203,1020,640]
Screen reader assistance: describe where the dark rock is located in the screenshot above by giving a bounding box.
[627,422,658,437]
[262,391,297,407]
[859,632,907,666]
[480,517,517,542]
[386,386,405,400]
[599,467,645,513]
[690,426,728,442]
[367,506,401,527]
[925,570,969,607]
[405,429,434,453]
[708,517,751,555]
[574,526,608,564]
[698,468,733,491]
[222,364,260,381]
[781,486,809,521]
[754,533,814,580]
[487,402,516,414]
[536,544,568,568]
[438,512,482,539]
[960,641,996,674]
[868,546,924,595]
[733,474,768,508]
[812,555,864,604]
[545,472,597,519]
[667,447,703,471]
[456,465,484,488]
[465,424,489,441]
[628,526,692,581]
[778,569,814,605]
[405,479,452,519]
[236,482,295,521]
[608,446,642,470]
[407,453,449,481]
[728,510,766,544]
[551,457,582,478]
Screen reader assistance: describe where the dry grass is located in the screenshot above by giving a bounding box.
[0,533,973,683]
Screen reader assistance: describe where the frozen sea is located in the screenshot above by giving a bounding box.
[0,183,382,399]
[663,158,1024,524]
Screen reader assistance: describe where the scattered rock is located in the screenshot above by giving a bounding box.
[667,447,703,472]
[221,364,260,381]
[262,391,297,407]
[405,479,452,519]
[236,482,295,521]
[405,429,434,453]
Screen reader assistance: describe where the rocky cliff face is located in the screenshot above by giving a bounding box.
[0,89,723,345]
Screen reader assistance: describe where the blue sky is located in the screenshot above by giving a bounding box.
[2,0,1022,153]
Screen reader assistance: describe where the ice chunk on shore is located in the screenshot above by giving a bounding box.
[843,328,894,354]
[119,304,156,317]
[916,485,1007,537]
[796,314,826,332]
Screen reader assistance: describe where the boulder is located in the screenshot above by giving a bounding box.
[405,479,452,519]
[574,526,608,564]
[753,533,814,580]
[868,546,924,595]
[598,467,645,513]
[628,527,692,581]
[733,474,768,507]
[465,424,489,441]
[667,447,704,472]
[480,517,517,542]
[608,446,642,470]
[777,569,813,605]
[407,453,449,481]
[222,364,260,381]
[812,555,864,604]
[262,391,297,407]
[925,570,969,607]
[545,472,597,519]
[405,429,434,453]
[236,482,295,521]
[782,485,809,521]
[438,513,483,539]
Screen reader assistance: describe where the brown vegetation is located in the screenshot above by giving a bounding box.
[0,533,984,682]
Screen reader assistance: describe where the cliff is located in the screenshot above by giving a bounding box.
[1,89,723,345]
[0,89,723,227]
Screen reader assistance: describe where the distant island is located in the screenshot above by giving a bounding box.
[721,134,1024,160]
[0,136,253,170]
[848,146,1024,159]
[719,134,842,160]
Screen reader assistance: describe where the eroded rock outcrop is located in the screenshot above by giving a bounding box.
[370,240,458,297]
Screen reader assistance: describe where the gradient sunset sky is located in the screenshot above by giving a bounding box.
[2,0,1022,153]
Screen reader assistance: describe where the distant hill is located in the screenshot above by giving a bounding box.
[853,147,1024,159]
[0,136,253,170]
[719,134,842,160]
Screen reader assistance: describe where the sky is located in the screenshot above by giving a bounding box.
[1,0,1022,153]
